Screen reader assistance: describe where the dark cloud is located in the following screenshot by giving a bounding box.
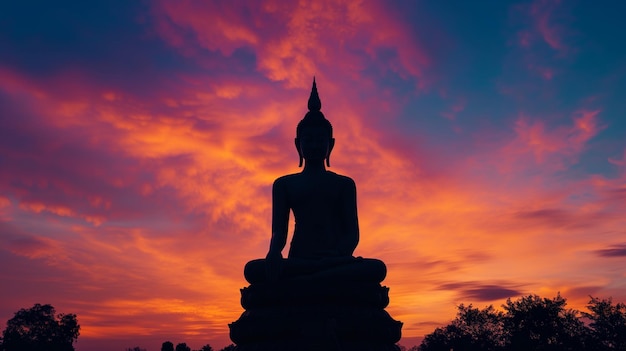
[594,243,626,258]
[515,208,568,221]
[5,236,55,257]
[463,285,523,301]
[461,251,493,263]
[513,208,581,229]
[513,207,610,230]
[438,281,523,302]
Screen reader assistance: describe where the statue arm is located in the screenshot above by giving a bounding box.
[268,178,289,257]
[339,178,359,256]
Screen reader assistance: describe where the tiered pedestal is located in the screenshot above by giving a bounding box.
[229,280,402,351]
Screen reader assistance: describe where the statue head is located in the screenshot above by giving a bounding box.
[295,78,335,167]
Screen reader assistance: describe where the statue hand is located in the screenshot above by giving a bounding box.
[265,251,283,282]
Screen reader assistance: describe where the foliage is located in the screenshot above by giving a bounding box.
[0,303,80,351]
[419,304,505,351]
[502,294,586,351]
[218,344,236,351]
[125,347,146,351]
[418,294,626,351]
[161,341,213,351]
[583,297,626,351]
[161,341,175,351]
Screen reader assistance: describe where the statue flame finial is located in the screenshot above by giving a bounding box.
[307,77,321,112]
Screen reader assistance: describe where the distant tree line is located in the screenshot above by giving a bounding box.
[125,342,234,351]
[158,341,235,351]
[414,294,626,351]
[122,340,236,351]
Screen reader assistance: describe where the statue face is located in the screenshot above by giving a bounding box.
[296,126,334,161]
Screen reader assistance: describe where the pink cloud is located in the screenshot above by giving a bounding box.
[530,0,567,52]
[508,0,574,81]
[0,197,11,221]
[440,97,467,120]
[501,109,602,170]
[3,235,59,260]
[608,148,626,168]
[511,0,569,54]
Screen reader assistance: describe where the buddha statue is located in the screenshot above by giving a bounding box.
[231,79,403,350]
[244,78,387,285]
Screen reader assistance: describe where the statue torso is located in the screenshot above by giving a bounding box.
[274,171,356,259]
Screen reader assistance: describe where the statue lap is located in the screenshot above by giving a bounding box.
[244,256,387,284]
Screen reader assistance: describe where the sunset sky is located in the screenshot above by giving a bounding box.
[1,1,626,350]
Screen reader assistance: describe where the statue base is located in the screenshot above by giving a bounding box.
[229,281,402,351]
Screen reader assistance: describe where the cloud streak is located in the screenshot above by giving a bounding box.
[595,244,626,258]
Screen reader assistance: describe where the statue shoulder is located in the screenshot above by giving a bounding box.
[327,171,357,188]
[273,173,300,187]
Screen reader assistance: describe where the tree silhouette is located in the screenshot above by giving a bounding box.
[198,344,213,351]
[417,294,614,351]
[503,294,586,351]
[161,341,175,351]
[218,345,236,351]
[125,347,146,351]
[0,303,79,351]
[583,296,626,350]
[419,304,505,351]
[175,342,191,351]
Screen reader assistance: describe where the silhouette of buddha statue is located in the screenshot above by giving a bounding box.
[244,79,386,285]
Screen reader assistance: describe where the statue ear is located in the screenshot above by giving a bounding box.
[326,138,335,167]
[295,138,303,167]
